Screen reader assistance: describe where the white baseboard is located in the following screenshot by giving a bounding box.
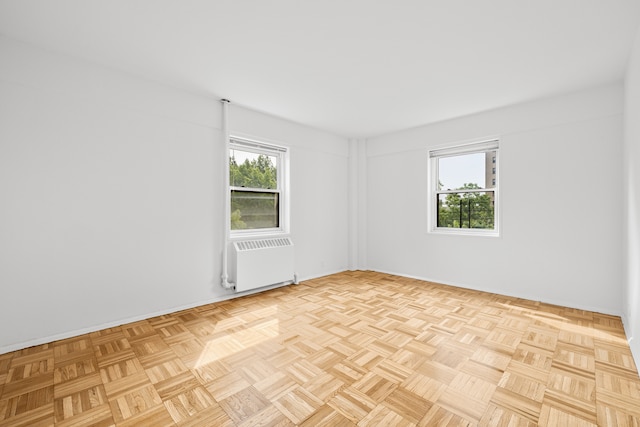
[5,267,622,356]
[370,268,622,317]
[1,269,354,355]
[0,279,301,355]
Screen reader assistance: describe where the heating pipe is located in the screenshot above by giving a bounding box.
[220,98,235,289]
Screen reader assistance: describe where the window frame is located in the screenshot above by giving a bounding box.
[229,136,289,237]
[428,139,500,237]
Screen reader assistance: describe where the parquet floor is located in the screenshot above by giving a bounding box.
[1,271,639,426]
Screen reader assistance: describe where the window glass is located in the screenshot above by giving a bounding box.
[437,190,494,229]
[230,190,279,230]
[230,149,277,190]
[438,152,488,190]
[229,140,286,233]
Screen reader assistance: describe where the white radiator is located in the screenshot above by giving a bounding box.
[229,237,295,292]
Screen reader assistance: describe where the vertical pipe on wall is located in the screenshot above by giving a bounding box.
[220,99,235,289]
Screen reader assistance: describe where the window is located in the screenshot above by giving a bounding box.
[229,137,288,234]
[429,139,499,235]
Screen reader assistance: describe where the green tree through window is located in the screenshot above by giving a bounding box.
[437,183,494,229]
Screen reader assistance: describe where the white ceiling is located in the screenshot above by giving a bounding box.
[1,1,639,138]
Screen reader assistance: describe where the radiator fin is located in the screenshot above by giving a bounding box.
[234,237,293,252]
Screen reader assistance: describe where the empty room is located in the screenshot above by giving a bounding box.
[2,1,640,426]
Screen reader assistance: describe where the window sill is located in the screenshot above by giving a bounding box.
[430,228,500,238]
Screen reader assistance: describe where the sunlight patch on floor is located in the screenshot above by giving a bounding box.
[196,318,280,367]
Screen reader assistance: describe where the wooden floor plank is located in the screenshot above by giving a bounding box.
[1,271,639,425]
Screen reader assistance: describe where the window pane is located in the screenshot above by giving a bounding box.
[230,149,277,189]
[438,151,496,190]
[437,191,495,229]
[231,190,279,230]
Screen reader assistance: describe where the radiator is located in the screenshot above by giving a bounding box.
[229,237,295,292]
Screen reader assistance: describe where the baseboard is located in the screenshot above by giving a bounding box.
[7,267,619,356]
[0,277,313,355]
[1,269,356,355]
[297,268,347,284]
[370,268,622,317]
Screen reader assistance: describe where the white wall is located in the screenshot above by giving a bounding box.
[1,32,631,357]
[367,85,624,315]
[624,27,640,368]
[0,36,348,353]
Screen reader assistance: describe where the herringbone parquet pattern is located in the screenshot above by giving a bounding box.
[1,271,639,426]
